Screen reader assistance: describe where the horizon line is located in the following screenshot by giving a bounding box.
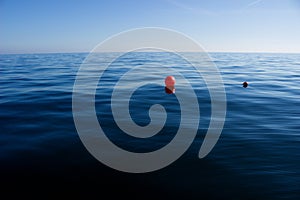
[1,50,300,55]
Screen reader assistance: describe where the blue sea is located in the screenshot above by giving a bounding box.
[0,52,299,199]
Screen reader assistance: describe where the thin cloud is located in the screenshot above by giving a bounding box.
[166,0,217,16]
[246,0,263,8]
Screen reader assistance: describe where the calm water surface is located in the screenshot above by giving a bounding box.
[0,52,299,199]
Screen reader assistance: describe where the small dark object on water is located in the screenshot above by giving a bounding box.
[243,81,248,88]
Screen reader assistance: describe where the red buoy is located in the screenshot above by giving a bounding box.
[165,76,176,87]
[165,76,176,94]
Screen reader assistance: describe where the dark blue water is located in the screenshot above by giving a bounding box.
[0,52,299,199]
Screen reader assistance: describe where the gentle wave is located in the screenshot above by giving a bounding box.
[0,52,299,199]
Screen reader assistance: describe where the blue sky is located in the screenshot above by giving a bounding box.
[1,0,300,53]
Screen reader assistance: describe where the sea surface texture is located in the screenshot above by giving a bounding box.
[0,52,299,199]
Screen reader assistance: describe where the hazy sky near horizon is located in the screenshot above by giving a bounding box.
[1,0,300,53]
